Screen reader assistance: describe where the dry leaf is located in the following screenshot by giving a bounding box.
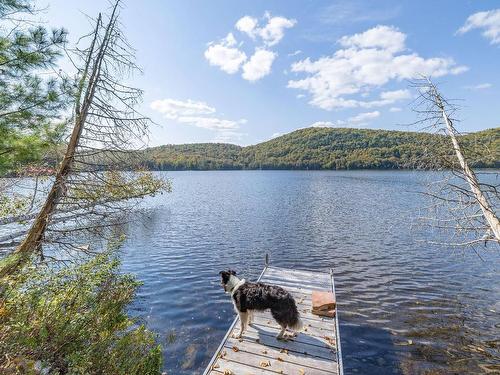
[299,369,305,374]
[261,350,268,354]
[232,346,239,352]
[223,370,232,375]
[212,363,220,369]
[260,360,271,367]
[277,357,284,362]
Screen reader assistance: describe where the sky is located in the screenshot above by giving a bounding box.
[40,0,500,146]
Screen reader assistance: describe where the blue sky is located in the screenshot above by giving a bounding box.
[41,0,500,146]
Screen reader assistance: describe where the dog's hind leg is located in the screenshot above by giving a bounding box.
[247,310,254,326]
[235,312,248,339]
[276,324,287,340]
[286,327,298,338]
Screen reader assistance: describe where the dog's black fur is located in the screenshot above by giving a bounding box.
[219,270,302,333]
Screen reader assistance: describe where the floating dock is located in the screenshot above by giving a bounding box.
[204,260,343,375]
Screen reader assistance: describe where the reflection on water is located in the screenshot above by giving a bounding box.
[118,171,499,374]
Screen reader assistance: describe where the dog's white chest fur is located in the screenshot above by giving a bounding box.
[226,275,245,313]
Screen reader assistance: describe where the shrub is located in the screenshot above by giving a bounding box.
[0,251,162,374]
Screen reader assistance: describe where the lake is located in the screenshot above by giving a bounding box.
[118,170,499,374]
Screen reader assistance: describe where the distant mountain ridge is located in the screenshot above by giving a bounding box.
[142,127,499,170]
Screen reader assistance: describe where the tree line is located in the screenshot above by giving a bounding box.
[142,127,499,171]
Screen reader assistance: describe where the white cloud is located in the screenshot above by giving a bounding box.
[310,121,337,127]
[177,116,246,130]
[236,13,296,47]
[308,111,380,129]
[288,50,302,57]
[465,83,493,90]
[319,1,401,26]
[150,98,247,142]
[356,89,411,108]
[271,132,283,138]
[380,89,411,102]
[288,25,467,110]
[235,16,258,37]
[150,99,215,119]
[348,111,380,123]
[339,25,406,52]
[206,13,295,80]
[259,15,297,46]
[242,49,277,81]
[213,130,247,143]
[457,9,500,44]
[204,33,247,74]
[389,107,402,112]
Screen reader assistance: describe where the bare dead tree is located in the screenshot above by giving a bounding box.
[410,77,499,249]
[1,0,168,275]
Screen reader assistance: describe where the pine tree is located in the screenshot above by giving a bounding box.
[0,0,69,174]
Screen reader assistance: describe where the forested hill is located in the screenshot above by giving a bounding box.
[142,127,499,170]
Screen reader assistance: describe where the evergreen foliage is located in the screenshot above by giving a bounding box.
[0,0,70,173]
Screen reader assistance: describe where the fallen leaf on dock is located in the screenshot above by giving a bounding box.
[323,336,335,346]
[212,363,219,369]
[277,357,284,362]
[299,369,305,374]
[223,370,232,375]
[261,349,268,354]
[231,346,239,352]
[260,360,271,367]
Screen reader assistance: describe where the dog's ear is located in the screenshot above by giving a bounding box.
[228,270,237,276]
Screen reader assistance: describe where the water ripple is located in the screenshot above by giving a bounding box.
[119,171,499,375]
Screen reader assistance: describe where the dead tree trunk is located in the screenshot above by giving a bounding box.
[429,81,500,242]
[411,77,500,248]
[0,5,119,276]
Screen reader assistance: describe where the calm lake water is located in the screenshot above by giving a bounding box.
[119,171,499,375]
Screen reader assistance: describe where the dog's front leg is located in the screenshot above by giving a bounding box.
[235,312,248,338]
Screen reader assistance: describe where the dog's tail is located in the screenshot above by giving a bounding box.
[289,300,303,331]
[290,313,303,331]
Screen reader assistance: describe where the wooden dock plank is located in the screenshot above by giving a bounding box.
[204,265,342,375]
[223,337,337,373]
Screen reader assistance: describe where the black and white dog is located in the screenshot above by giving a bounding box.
[219,270,303,340]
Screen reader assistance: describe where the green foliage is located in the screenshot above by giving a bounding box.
[0,0,70,174]
[142,127,499,171]
[0,250,162,375]
[69,170,171,202]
